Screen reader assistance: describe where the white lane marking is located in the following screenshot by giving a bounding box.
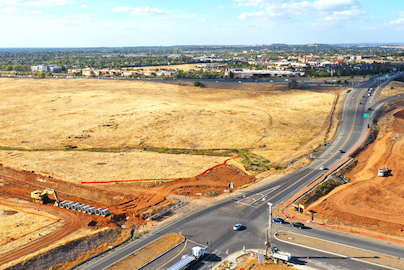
[274,232,401,270]
[236,186,281,208]
[187,239,208,248]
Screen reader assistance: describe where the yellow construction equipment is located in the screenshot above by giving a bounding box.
[31,188,60,206]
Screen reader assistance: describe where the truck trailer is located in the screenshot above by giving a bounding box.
[269,247,291,264]
[167,246,205,270]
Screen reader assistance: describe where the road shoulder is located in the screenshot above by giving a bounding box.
[275,231,404,270]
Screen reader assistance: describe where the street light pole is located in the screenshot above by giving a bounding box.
[266,202,273,257]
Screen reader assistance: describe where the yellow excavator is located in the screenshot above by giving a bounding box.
[31,188,60,207]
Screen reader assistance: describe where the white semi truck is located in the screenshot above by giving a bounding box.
[167,246,206,270]
[269,247,291,263]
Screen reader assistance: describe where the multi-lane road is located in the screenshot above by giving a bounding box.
[80,74,404,270]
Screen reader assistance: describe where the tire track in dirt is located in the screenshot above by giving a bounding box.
[0,199,81,267]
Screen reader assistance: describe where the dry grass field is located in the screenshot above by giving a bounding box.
[379,81,404,99]
[0,150,230,183]
[108,234,184,270]
[0,204,63,259]
[0,78,335,182]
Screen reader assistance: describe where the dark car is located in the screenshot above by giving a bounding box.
[339,150,345,153]
[291,222,305,229]
[272,218,285,224]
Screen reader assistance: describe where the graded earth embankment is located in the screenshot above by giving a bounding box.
[307,109,404,237]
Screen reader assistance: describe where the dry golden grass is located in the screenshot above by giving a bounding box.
[0,150,230,183]
[108,234,184,270]
[379,81,404,99]
[0,78,334,180]
[0,205,63,259]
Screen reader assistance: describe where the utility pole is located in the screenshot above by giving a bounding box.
[266,202,273,257]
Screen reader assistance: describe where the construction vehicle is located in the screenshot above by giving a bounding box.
[167,246,205,270]
[31,188,60,206]
[378,167,391,177]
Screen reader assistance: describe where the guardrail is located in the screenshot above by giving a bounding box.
[147,200,187,221]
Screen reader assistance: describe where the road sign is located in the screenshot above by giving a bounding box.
[363,113,370,118]
[258,253,265,263]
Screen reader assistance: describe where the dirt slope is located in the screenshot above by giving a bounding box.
[308,110,404,236]
[0,162,253,267]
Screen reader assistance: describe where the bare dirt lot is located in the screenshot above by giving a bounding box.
[305,108,404,238]
[0,78,337,268]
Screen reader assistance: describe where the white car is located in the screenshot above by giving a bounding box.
[233,223,243,231]
[319,166,327,170]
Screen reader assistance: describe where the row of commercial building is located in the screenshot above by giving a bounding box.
[68,68,180,77]
[31,64,62,73]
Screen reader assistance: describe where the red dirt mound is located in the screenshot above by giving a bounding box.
[308,109,404,237]
[0,161,255,266]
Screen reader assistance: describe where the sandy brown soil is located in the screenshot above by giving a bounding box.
[307,109,404,237]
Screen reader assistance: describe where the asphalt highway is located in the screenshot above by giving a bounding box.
[80,74,404,270]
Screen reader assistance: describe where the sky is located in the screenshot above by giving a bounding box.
[0,0,403,47]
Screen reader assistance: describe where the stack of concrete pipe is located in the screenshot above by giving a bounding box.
[58,201,110,216]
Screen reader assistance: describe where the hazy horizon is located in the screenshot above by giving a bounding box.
[0,0,404,47]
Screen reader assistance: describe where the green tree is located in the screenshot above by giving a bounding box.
[287,79,298,89]
[38,71,46,78]
[194,81,205,87]
[5,65,12,71]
